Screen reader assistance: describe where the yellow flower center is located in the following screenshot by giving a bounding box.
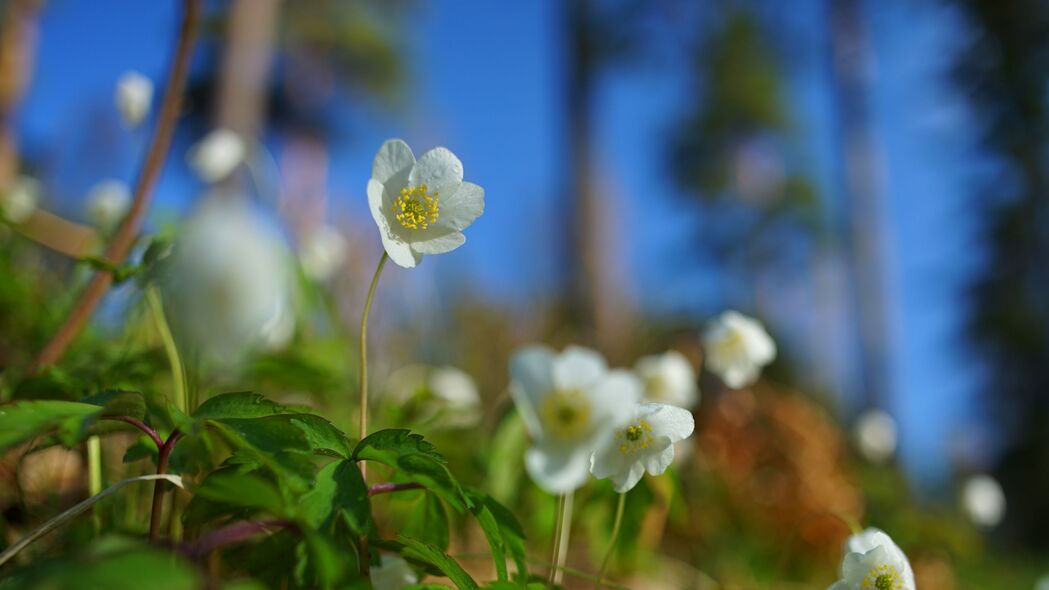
[395,185,439,230]
[540,389,591,440]
[862,564,902,590]
[617,419,654,455]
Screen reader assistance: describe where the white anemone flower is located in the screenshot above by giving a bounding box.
[115,71,153,128]
[165,197,292,362]
[86,179,132,230]
[702,310,776,388]
[590,402,694,493]
[510,345,640,494]
[367,139,484,268]
[381,364,482,428]
[370,554,418,590]
[635,350,699,409]
[853,409,898,464]
[299,225,348,281]
[187,128,247,183]
[828,528,915,590]
[960,474,1006,528]
[2,176,40,224]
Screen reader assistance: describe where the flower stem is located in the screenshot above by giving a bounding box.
[147,286,187,414]
[148,430,182,542]
[547,492,574,588]
[546,494,566,588]
[358,251,389,478]
[368,482,423,497]
[86,435,102,532]
[594,493,626,590]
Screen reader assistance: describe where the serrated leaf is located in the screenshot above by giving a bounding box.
[299,460,373,536]
[404,491,449,551]
[354,429,470,511]
[193,392,284,420]
[0,400,101,453]
[398,536,479,590]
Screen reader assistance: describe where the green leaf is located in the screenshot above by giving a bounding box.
[299,459,373,536]
[82,390,146,419]
[466,491,528,582]
[404,491,449,551]
[193,392,285,420]
[398,535,479,590]
[354,429,470,511]
[193,471,286,516]
[0,399,101,453]
[296,531,351,588]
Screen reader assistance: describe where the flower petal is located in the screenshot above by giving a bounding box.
[642,403,695,443]
[373,139,415,185]
[610,462,646,494]
[412,230,466,255]
[552,346,607,391]
[510,346,557,437]
[590,370,644,427]
[640,443,675,477]
[525,444,591,495]
[369,178,421,268]
[436,181,484,232]
[409,147,463,199]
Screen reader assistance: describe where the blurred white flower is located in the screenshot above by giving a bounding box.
[635,350,699,409]
[115,71,153,128]
[367,139,484,268]
[299,225,348,281]
[370,554,417,590]
[853,409,898,464]
[509,345,640,494]
[165,196,292,362]
[1,175,40,224]
[382,364,482,429]
[702,310,776,388]
[590,402,694,493]
[85,179,132,230]
[961,474,1006,528]
[828,528,915,590]
[187,128,247,183]
[1035,574,1049,590]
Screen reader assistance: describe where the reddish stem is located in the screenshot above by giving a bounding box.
[181,519,294,559]
[368,482,424,497]
[107,415,164,449]
[148,430,183,542]
[29,0,202,372]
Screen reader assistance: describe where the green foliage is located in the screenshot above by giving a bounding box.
[354,428,471,512]
[299,459,373,536]
[0,390,145,453]
[397,536,479,590]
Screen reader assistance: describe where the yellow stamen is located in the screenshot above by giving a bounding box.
[862,564,902,590]
[540,389,592,440]
[394,184,439,230]
[616,419,654,455]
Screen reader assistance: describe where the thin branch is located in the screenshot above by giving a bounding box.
[148,429,183,542]
[367,482,424,497]
[29,0,202,372]
[105,415,164,450]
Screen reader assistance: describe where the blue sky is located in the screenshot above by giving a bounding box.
[18,0,990,490]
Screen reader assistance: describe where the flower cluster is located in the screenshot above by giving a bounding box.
[828,529,916,590]
[510,345,695,494]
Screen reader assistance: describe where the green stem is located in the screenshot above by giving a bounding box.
[87,435,102,532]
[594,493,626,590]
[547,494,566,588]
[146,287,187,414]
[358,251,388,474]
[555,492,574,586]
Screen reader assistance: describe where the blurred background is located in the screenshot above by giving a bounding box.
[0,0,1048,588]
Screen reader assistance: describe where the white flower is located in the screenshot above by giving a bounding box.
[299,225,347,281]
[702,310,776,388]
[961,474,1006,528]
[367,139,484,268]
[165,196,292,362]
[509,345,640,494]
[853,409,898,464]
[635,350,699,409]
[590,402,694,493]
[115,71,153,128]
[370,554,418,590]
[1035,574,1049,590]
[187,128,247,183]
[85,179,132,229]
[828,528,915,590]
[1,176,40,224]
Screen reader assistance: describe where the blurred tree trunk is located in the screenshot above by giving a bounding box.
[0,0,39,188]
[827,0,890,410]
[215,0,281,143]
[562,0,632,358]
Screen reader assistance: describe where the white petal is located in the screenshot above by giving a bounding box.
[411,230,465,255]
[826,582,850,590]
[435,181,484,232]
[409,147,463,199]
[525,444,591,494]
[552,346,607,391]
[372,139,415,185]
[610,462,646,494]
[368,178,419,268]
[642,403,695,443]
[510,346,557,436]
[590,370,644,427]
[381,232,420,268]
[641,443,676,477]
